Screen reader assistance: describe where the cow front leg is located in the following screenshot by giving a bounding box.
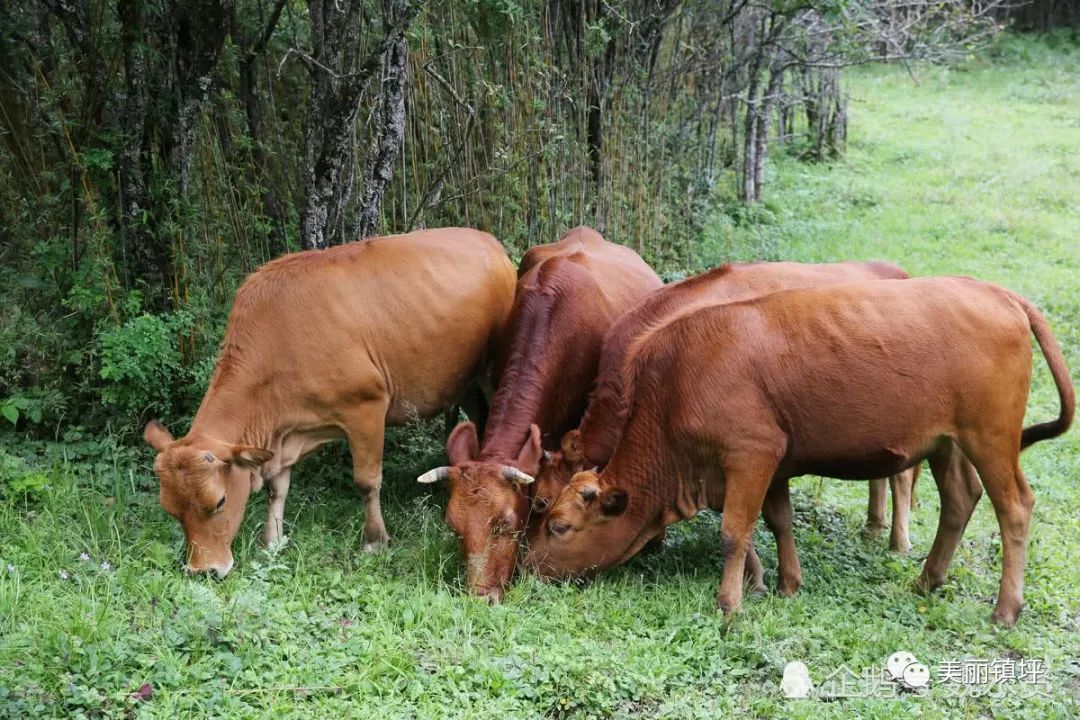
[262,468,292,546]
[715,453,778,615]
[342,398,391,553]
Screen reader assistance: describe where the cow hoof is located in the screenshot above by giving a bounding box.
[362,537,389,554]
[913,573,944,595]
[862,522,887,539]
[990,604,1022,627]
[889,538,912,554]
[777,580,802,598]
[715,592,742,615]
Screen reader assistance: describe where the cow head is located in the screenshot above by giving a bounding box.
[417,421,541,602]
[531,430,589,516]
[144,421,273,578]
[524,469,637,580]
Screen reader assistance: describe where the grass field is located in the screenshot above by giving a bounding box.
[2,36,1079,718]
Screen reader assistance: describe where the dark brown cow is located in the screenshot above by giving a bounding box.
[532,261,920,554]
[417,226,662,601]
[526,277,1074,626]
[144,229,516,577]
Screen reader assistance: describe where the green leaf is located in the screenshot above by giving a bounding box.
[1,404,18,425]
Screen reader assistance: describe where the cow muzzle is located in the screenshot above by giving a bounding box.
[184,554,234,580]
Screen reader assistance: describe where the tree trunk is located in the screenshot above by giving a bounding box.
[117,0,163,298]
[752,61,783,202]
[166,0,232,195]
[356,0,412,240]
[300,0,415,250]
[234,0,290,252]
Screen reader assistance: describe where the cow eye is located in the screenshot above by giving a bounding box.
[548,520,570,537]
[493,512,517,535]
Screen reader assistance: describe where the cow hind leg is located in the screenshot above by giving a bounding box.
[960,441,1033,627]
[889,469,915,553]
[261,468,292,546]
[865,478,888,538]
[715,453,780,615]
[342,398,392,553]
[916,442,982,594]
[761,478,803,597]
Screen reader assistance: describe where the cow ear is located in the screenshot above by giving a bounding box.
[515,424,543,476]
[446,422,479,465]
[229,445,274,469]
[599,488,628,517]
[144,420,174,452]
[560,430,585,463]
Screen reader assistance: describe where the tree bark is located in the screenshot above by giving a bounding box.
[356,0,412,240]
[300,0,414,250]
[117,0,162,297]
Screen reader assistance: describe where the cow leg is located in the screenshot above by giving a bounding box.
[715,454,778,615]
[889,469,914,553]
[916,443,982,593]
[762,478,802,597]
[959,440,1033,627]
[865,478,888,538]
[744,538,767,594]
[261,468,292,546]
[342,398,391,553]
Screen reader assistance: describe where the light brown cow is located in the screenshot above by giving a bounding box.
[144,229,516,577]
[417,226,662,601]
[531,261,921,554]
[526,277,1073,626]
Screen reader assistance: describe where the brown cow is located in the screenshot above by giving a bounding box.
[526,277,1074,626]
[417,226,662,601]
[532,261,920,554]
[144,229,516,577]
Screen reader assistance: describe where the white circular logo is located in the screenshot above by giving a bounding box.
[781,661,812,698]
[902,662,930,689]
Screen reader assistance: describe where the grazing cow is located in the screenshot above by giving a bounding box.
[144,229,517,577]
[532,261,921,554]
[526,277,1073,626]
[417,226,662,601]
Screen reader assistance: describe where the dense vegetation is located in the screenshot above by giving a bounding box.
[1,35,1078,718]
[0,0,1011,435]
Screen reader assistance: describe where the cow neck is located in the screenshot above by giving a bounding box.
[477,291,575,464]
[604,411,713,543]
[186,377,277,451]
[478,354,557,464]
[577,388,623,467]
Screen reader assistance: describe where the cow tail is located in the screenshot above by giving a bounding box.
[1017,295,1075,449]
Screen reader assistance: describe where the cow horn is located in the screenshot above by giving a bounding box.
[502,467,535,485]
[417,467,452,484]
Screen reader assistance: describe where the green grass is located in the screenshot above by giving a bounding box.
[3,35,1080,718]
